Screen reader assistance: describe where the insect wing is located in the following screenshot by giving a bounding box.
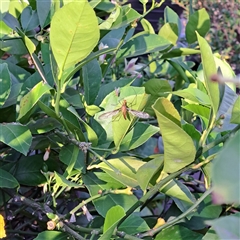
[98,109,120,120]
[128,109,150,119]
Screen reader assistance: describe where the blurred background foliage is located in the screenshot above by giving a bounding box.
[174,0,240,74]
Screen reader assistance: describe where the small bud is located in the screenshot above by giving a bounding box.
[43,146,51,161]
[113,187,133,195]
[153,218,166,229]
[47,220,56,230]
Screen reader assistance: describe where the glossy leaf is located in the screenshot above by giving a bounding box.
[153,98,196,173]
[161,48,201,59]
[197,33,219,116]
[211,131,240,204]
[206,213,240,240]
[36,0,51,27]
[54,172,81,188]
[20,6,39,31]
[136,156,164,191]
[202,228,220,240]
[82,58,102,105]
[182,194,222,230]
[173,86,211,106]
[50,2,100,72]
[0,63,11,107]
[100,206,125,240]
[140,18,155,34]
[14,155,46,185]
[28,117,61,134]
[93,157,145,187]
[59,144,85,173]
[186,9,210,44]
[35,231,70,240]
[67,106,98,146]
[230,96,240,124]
[119,214,150,234]
[111,5,141,29]
[0,169,19,188]
[182,104,210,121]
[156,225,203,240]
[160,172,195,208]
[117,33,172,59]
[3,12,21,30]
[144,78,172,96]
[18,81,52,120]
[164,6,179,26]
[158,22,178,45]
[83,172,138,217]
[0,123,32,156]
[120,123,159,151]
[16,28,36,54]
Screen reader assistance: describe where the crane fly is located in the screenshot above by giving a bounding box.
[98,99,150,120]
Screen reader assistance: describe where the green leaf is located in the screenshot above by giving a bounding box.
[8,0,28,18]
[183,193,222,230]
[0,63,11,107]
[211,131,240,204]
[20,6,39,31]
[119,214,150,234]
[111,5,141,29]
[186,9,210,44]
[50,1,100,72]
[160,174,195,205]
[95,77,133,105]
[156,225,203,240]
[0,169,19,188]
[161,48,201,59]
[16,28,36,54]
[14,155,46,186]
[173,85,211,105]
[144,78,172,96]
[36,0,51,27]
[54,171,81,188]
[0,123,32,156]
[152,98,196,173]
[140,18,155,34]
[231,96,240,124]
[83,172,137,217]
[136,156,164,191]
[82,58,102,105]
[117,33,172,59]
[202,228,220,240]
[59,144,85,173]
[158,22,178,45]
[18,81,52,120]
[1,37,28,55]
[67,106,98,146]
[28,117,61,134]
[206,213,240,240]
[99,5,121,30]
[100,206,125,240]
[164,6,179,26]
[120,123,159,151]
[94,157,145,187]
[89,0,102,8]
[35,231,70,240]
[197,33,219,116]
[182,104,210,120]
[0,0,10,21]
